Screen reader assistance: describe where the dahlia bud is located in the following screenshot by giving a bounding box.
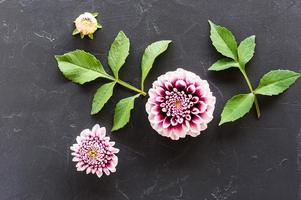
[146,68,216,140]
[72,12,102,39]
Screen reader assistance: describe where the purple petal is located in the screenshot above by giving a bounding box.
[170,116,178,126]
[175,79,187,89]
[164,81,173,91]
[163,117,171,128]
[186,84,196,94]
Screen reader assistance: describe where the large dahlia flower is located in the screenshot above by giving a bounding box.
[70,124,119,178]
[146,68,216,140]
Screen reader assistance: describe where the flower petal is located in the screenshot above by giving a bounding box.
[195,101,204,112]
[103,168,110,176]
[107,163,116,172]
[163,117,171,128]
[86,167,92,174]
[164,81,173,91]
[170,117,178,126]
[76,136,82,144]
[112,155,118,166]
[192,115,204,124]
[186,84,196,93]
[96,169,103,178]
[175,79,187,89]
[98,127,106,138]
[80,129,91,137]
[110,147,120,154]
[72,157,81,162]
[92,124,100,134]
[155,96,165,103]
[191,107,200,115]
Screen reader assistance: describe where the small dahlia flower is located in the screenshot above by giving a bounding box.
[146,68,216,140]
[73,12,102,39]
[70,124,119,178]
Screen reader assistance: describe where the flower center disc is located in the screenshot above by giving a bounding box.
[88,149,97,158]
[175,100,182,109]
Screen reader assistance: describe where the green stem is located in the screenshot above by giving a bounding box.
[239,66,261,118]
[116,79,147,96]
[106,75,146,96]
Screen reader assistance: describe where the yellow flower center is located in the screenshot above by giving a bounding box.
[175,100,182,109]
[88,149,97,158]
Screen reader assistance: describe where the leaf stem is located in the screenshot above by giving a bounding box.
[239,67,261,118]
[110,77,147,96]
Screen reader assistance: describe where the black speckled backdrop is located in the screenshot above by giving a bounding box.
[0,0,301,199]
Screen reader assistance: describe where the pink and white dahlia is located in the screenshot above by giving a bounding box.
[70,124,119,178]
[146,68,216,140]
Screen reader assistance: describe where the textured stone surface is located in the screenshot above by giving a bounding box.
[0,0,300,199]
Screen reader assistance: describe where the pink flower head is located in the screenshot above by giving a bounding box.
[146,68,216,140]
[70,124,119,178]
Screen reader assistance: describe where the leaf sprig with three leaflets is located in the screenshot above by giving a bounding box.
[55,31,171,131]
[208,20,300,125]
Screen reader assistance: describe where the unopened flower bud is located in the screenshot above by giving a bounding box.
[72,12,102,39]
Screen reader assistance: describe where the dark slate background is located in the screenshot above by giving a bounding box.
[0,0,301,199]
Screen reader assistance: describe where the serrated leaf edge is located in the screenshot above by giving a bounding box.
[91,82,116,115]
[111,94,140,131]
[54,50,111,85]
[208,58,239,71]
[141,40,172,90]
[219,93,255,125]
[237,35,256,66]
[208,20,238,60]
[108,31,130,79]
[254,69,301,96]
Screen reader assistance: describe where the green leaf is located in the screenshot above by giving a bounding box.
[72,29,79,35]
[91,82,116,115]
[208,20,238,60]
[255,70,301,96]
[208,58,239,71]
[219,93,255,125]
[55,50,110,84]
[141,40,172,90]
[112,94,140,131]
[108,31,130,78]
[238,35,256,66]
